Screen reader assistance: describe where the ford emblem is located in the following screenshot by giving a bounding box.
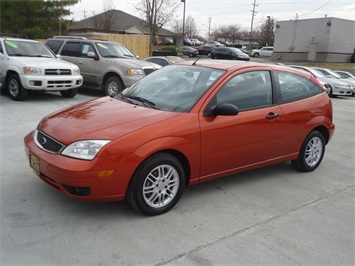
[57,69,61,75]
[39,137,47,145]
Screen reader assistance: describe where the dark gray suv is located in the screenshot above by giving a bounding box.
[45,37,161,96]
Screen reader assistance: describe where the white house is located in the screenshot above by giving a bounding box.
[272,17,355,63]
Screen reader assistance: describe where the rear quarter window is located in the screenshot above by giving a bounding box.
[276,71,323,103]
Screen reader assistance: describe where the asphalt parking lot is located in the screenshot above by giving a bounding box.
[1,82,354,265]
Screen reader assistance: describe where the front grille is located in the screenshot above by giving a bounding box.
[35,130,66,153]
[143,68,155,75]
[45,69,71,75]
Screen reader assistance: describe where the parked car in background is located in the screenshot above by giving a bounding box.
[45,36,161,96]
[190,38,203,46]
[335,70,355,95]
[144,56,185,67]
[206,41,223,47]
[183,38,193,46]
[211,47,250,61]
[313,67,354,94]
[218,40,232,47]
[251,46,273,57]
[0,35,82,101]
[289,65,352,97]
[176,46,199,57]
[196,45,214,57]
[25,60,335,215]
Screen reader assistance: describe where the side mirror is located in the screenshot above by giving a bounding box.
[136,55,140,59]
[87,51,96,58]
[204,103,239,117]
[56,54,62,59]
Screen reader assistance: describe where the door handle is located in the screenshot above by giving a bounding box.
[266,112,279,119]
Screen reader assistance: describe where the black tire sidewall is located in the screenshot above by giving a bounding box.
[60,88,78,98]
[7,74,28,101]
[128,153,185,215]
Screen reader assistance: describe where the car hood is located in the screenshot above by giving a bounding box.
[11,57,78,69]
[38,97,180,145]
[103,58,161,69]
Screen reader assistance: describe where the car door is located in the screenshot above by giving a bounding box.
[199,70,284,180]
[0,41,4,85]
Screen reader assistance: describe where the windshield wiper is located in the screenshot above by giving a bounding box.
[126,95,158,109]
[31,55,51,58]
[103,55,124,58]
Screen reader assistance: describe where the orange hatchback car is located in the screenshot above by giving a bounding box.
[24,60,335,215]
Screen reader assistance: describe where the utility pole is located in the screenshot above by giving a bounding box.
[208,17,212,40]
[249,0,258,49]
[182,0,186,40]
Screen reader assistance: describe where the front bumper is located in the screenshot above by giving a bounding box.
[20,74,83,91]
[24,131,140,202]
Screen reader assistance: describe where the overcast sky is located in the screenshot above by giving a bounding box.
[68,0,355,36]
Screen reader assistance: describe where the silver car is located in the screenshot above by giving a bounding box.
[289,65,352,97]
[45,37,161,96]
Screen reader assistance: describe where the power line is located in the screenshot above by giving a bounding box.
[298,0,333,17]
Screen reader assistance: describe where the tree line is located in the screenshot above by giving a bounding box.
[0,0,79,38]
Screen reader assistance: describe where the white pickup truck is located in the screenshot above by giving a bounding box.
[0,36,83,101]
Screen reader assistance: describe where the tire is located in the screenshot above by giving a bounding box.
[207,52,211,57]
[104,76,124,97]
[254,53,260,58]
[291,131,325,172]
[127,153,185,215]
[7,74,28,101]
[188,53,194,58]
[60,88,78,98]
[328,86,334,97]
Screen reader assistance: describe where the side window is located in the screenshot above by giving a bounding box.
[276,71,323,102]
[61,42,81,57]
[80,43,95,58]
[0,42,3,54]
[215,71,272,111]
[45,40,64,54]
[155,58,169,66]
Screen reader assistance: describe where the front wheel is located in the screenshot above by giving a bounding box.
[127,153,185,215]
[104,76,124,97]
[254,53,260,58]
[7,74,28,101]
[291,131,325,172]
[188,53,194,57]
[60,88,78,98]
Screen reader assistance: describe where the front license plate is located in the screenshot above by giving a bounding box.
[30,153,40,175]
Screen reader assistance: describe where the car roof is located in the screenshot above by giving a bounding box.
[0,37,38,43]
[179,60,308,74]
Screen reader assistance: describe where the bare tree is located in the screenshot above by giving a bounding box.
[136,0,179,54]
[228,25,241,45]
[101,0,116,30]
[91,11,102,29]
[185,15,198,38]
[259,17,275,46]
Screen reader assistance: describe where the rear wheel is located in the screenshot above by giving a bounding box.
[127,153,185,215]
[104,76,124,97]
[7,74,28,101]
[60,88,78,98]
[188,53,194,57]
[291,131,325,172]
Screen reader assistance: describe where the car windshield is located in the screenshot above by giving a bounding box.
[119,65,225,112]
[95,42,135,58]
[4,40,54,57]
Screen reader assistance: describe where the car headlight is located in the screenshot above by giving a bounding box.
[23,67,41,75]
[72,67,80,75]
[61,140,111,160]
[127,68,145,75]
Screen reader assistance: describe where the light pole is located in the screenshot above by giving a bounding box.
[267,16,271,46]
[181,0,186,42]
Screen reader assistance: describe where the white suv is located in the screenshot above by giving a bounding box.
[251,46,273,57]
[0,36,83,101]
